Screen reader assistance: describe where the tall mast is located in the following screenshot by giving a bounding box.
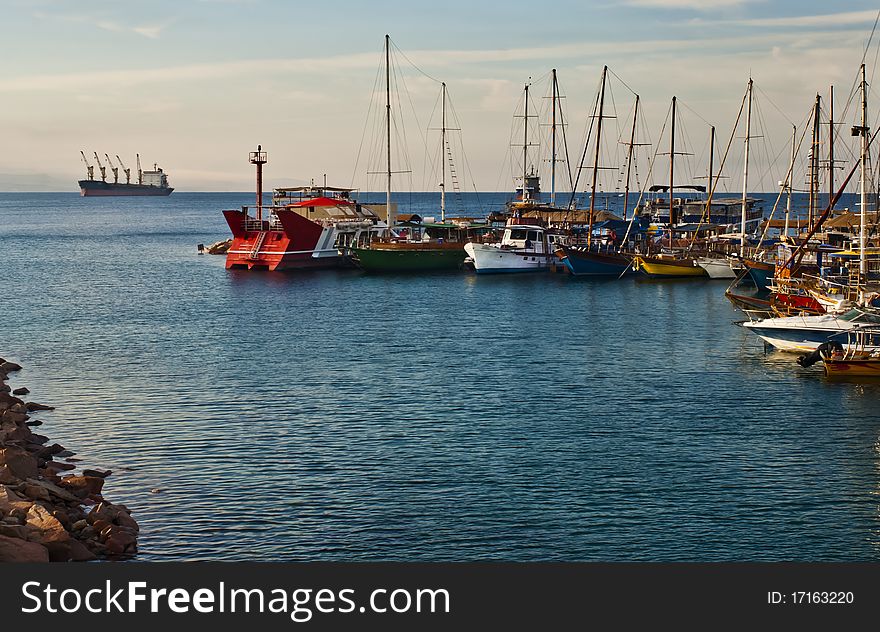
[669,95,676,229]
[441,81,446,222]
[860,63,869,279]
[740,78,752,257]
[522,81,530,207]
[588,65,608,249]
[809,94,821,227]
[385,34,393,232]
[550,69,558,208]
[785,124,796,238]
[622,94,639,222]
[829,85,835,209]
[707,125,715,223]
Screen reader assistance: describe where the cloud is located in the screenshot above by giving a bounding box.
[33,10,169,39]
[3,30,862,94]
[727,9,879,28]
[623,0,754,9]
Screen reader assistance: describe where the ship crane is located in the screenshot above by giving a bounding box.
[136,153,143,185]
[93,152,107,182]
[105,153,119,184]
[79,151,94,180]
[116,155,131,184]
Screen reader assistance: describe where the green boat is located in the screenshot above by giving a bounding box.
[351,220,481,272]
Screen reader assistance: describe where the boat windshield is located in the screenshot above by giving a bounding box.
[839,308,880,323]
[508,229,529,240]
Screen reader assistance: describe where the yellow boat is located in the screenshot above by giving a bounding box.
[633,255,708,278]
[823,354,880,377]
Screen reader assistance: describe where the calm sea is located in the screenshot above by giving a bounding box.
[2,190,879,561]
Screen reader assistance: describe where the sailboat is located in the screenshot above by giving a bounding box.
[350,38,476,273]
[556,66,641,277]
[634,95,708,278]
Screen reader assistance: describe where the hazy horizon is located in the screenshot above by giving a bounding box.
[3,0,880,195]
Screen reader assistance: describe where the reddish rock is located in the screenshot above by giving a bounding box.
[0,465,18,485]
[104,530,137,556]
[0,523,30,540]
[0,447,39,479]
[21,483,51,502]
[26,504,71,562]
[114,511,140,532]
[12,387,29,396]
[59,475,105,499]
[0,362,22,373]
[68,538,97,562]
[1,410,29,424]
[0,534,49,562]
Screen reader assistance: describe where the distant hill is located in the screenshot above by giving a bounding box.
[0,172,74,192]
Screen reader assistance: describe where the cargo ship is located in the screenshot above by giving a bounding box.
[78,151,173,196]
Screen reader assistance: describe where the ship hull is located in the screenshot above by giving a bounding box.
[351,244,466,272]
[556,246,634,277]
[634,255,707,278]
[79,180,174,197]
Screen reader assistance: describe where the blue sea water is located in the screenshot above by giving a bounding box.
[2,190,880,561]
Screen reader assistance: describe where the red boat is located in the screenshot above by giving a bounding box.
[223,147,382,271]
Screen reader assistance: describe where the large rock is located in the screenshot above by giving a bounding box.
[0,362,22,373]
[1,409,29,424]
[0,465,18,485]
[0,534,49,562]
[0,486,32,515]
[0,447,39,480]
[25,402,55,412]
[12,387,29,396]
[68,538,97,562]
[26,504,71,562]
[59,475,105,499]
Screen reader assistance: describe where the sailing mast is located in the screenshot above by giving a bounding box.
[669,95,676,232]
[522,82,530,210]
[707,125,715,223]
[808,94,821,228]
[385,34,393,233]
[588,66,608,250]
[785,124,796,238]
[441,82,446,222]
[622,94,639,222]
[829,85,835,209]
[740,78,752,258]
[550,69,558,208]
[859,63,869,281]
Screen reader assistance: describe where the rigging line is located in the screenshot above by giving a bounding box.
[754,85,795,127]
[606,67,638,99]
[860,9,880,67]
[350,42,386,189]
[567,80,603,210]
[677,100,714,130]
[620,109,669,246]
[757,121,812,246]
[389,38,443,85]
[684,85,748,253]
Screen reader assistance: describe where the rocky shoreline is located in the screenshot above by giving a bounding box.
[0,357,139,562]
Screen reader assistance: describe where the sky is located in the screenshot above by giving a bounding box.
[1,0,880,192]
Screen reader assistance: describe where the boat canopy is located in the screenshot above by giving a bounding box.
[649,185,706,193]
[286,196,354,207]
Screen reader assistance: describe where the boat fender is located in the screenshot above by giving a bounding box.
[797,341,844,368]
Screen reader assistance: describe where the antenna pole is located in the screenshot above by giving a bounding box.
[589,66,607,249]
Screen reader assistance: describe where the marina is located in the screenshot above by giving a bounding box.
[5,2,880,580]
[4,189,880,562]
